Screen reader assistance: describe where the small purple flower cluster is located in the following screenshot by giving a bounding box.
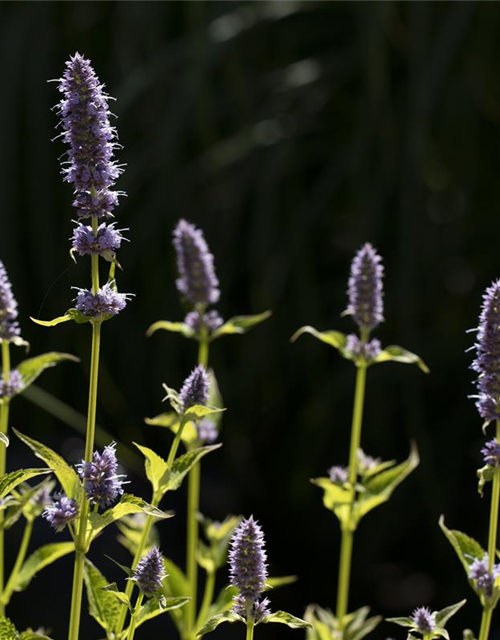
[229,516,270,621]
[196,418,218,444]
[471,280,500,423]
[410,607,435,634]
[0,261,21,342]
[345,334,381,363]
[56,54,130,319]
[43,494,79,532]
[178,364,210,413]
[328,466,348,484]
[78,442,125,508]
[0,370,23,399]
[173,220,223,336]
[346,243,384,333]
[469,554,500,599]
[132,547,166,596]
[481,439,500,467]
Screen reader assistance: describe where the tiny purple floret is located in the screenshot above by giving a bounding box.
[482,439,500,468]
[328,466,348,484]
[185,310,224,335]
[0,370,23,399]
[469,554,500,598]
[345,334,381,363]
[72,222,125,257]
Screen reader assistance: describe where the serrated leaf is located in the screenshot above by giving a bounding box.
[439,516,485,576]
[212,311,271,340]
[196,611,243,637]
[0,616,18,639]
[161,557,190,632]
[14,430,80,500]
[88,494,172,543]
[311,478,352,529]
[15,352,79,397]
[146,320,195,339]
[435,599,466,627]
[84,559,120,633]
[263,611,312,629]
[291,326,347,351]
[134,443,168,495]
[373,345,429,373]
[0,468,53,501]
[135,596,190,628]
[12,542,74,592]
[159,445,221,494]
[30,309,89,327]
[100,583,132,611]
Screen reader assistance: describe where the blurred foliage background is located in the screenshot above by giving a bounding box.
[0,0,498,638]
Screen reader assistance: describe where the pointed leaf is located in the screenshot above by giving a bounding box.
[146,320,195,339]
[15,352,79,396]
[439,516,485,575]
[263,611,312,629]
[386,617,415,629]
[117,514,160,556]
[159,445,221,494]
[134,443,168,495]
[478,465,494,497]
[161,557,190,632]
[373,345,429,373]
[31,309,89,327]
[136,596,190,628]
[212,311,271,340]
[207,586,238,619]
[14,430,80,500]
[265,575,297,590]
[100,583,132,611]
[291,326,347,351]
[311,478,352,529]
[12,542,74,592]
[0,433,8,447]
[197,611,243,637]
[0,468,53,501]
[84,559,120,632]
[435,599,467,627]
[184,405,225,421]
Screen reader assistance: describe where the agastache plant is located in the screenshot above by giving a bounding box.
[145,219,271,640]
[293,243,427,638]
[440,279,500,640]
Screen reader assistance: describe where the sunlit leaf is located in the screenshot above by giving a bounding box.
[30,308,89,327]
[372,345,429,373]
[291,326,347,351]
[15,352,79,396]
[83,559,120,633]
[211,311,271,340]
[146,321,195,339]
[159,445,221,494]
[12,542,74,592]
[263,611,312,629]
[134,443,168,495]
[196,610,243,637]
[0,468,53,501]
[100,583,132,611]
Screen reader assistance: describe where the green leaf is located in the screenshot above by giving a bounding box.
[263,611,312,629]
[386,617,415,629]
[266,575,298,590]
[145,413,199,446]
[196,611,243,637]
[290,326,347,351]
[12,542,74,592]
[211,311,271,340]
[7,478,55,528]
[100,583,132,611]
[0,433,8,447]
[435,599,466,627]
[159,445,221,494]
[305,605,381,640]
[372,345,429,373]
[88,494,172,543]
[161,557,190,632]
[83,559,120,633]
[117,514,160,557]
[15,352,79,397]
[184,405,225,421]
[30,308,89,327]
[0,615,18,640]
[354,445,420,524]
[311,478,352,529]
[207,586,238,619]
[135,596,190,628]
[439,516,485,576]
[0,468,53,501]
[14,430,80,500]
[134,443,168,495]
[478,465,494,497]
[146,320,195,339]
[199,514,241,570]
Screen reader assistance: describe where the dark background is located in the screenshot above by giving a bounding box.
[0,1,497,638]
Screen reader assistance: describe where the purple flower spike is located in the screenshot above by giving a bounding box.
[173,219,220,307]
[132,547,166,596]
[229,516,268,617]
[471,280,500,423]
[482,439,500,468]
[185,310,224,335]
[72,222,125,257]
[78,442,125,508]
[0,261,21,342]
[410,607,435,634]
[346,243,384,332]
[178,364,210,412]
[0,370,23,399]
[56,53,124,219]
[43,494,78,531]
[74,283,131,320]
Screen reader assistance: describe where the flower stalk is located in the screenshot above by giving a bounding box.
[1,517,34,607]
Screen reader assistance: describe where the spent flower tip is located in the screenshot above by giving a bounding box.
[346,243,384,332]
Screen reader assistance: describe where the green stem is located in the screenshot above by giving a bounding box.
[336,362,367,630]
[2,517,33,607]
[246,618,255,640]
[0,340,11,614]
[67,320,102,640]
[127,592,144,640]
[478,419,500,640]
[196,569,215,629]
[185,335,210,639]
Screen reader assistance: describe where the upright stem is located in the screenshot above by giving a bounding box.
[2,518,34,607]
[478,419,500,640]
[127,592,144,640]
[185,335,209,639]
[246,618,255,640]
[67,317,102,640]
[0,340,11,614]
[336,362,367,630]
[196,569,215,629]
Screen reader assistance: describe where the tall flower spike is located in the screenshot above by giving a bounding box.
[56,53,124,219]
[229,516,268,614]
[131,547,166,596]
[78,442,126,508]
[346,243,384,333]
[0,260,21,342]
[471,280,500,423]
[173,219,220,306]
[178,364,210,412]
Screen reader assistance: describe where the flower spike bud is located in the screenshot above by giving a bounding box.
[0,260,21,342]
[131,547,166,596]
[346,243,384,333]
[173,219,220,306]
[178,364,210,412]
[410,607,435,634]
[77,442,126,508]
